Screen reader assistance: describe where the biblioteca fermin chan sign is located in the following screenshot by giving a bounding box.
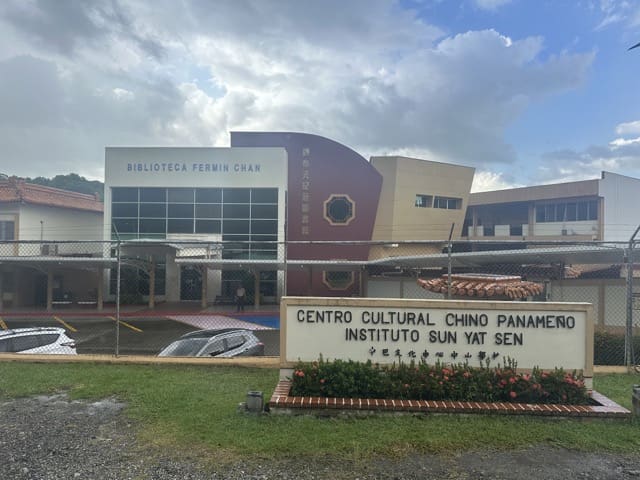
[281,297,594,379]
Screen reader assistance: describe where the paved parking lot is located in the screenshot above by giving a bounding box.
[0,314,280,356]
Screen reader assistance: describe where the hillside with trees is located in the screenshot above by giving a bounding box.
[25,173,104,200]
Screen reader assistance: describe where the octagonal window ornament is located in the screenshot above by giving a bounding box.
[322,270,355,290]
[323,194,355,226]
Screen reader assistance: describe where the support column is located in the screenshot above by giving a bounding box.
[201,266,208,309]
[0,271,4,312]
[148,258,156,309]
[254,270,260,308]
[97,268,104,311]
[46,269,53,312]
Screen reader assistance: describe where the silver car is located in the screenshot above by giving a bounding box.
[0,327,77,354]
[158,329,265,358]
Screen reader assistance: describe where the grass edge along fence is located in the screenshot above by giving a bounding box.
[290,358,590,405]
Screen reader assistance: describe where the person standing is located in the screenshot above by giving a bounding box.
[235,285,246,312]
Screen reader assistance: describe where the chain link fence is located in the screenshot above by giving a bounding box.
[0,239,637,366]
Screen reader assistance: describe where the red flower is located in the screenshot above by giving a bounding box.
[319,378,325,384]
[295,370,305,378]
[463,371,471,378]
[509,391,517,399]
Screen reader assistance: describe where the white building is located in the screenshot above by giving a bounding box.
[104,146,288,305]
[0,178,104,309]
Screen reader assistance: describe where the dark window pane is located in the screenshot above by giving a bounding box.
[545,204,555,222]
[588,200,598,220]
[112,187,138,202]
[168,188,194,203]
[38,334,59,347]
[195,220,221,234]
[113,218,137,233]
[112,203,138,217]
[196,188,222,203]
[251,235,277,242]
[566,203,577,221]
[223,188,250,203]
[536,206,544,223]
[555,203,566,222]
[140,203,166,218]
[577,202,588,221]
[140,218,166,234]
[140,188,166,202]
[167,219,193,233]
[195,204,221,218]
[251,188,277,203]
[0,221,14,240]
[168,204,194,218]
[0,338,9,352]
[222,234,250,242]
[251,204,278,219]
[12,335,40,352]
[223,220,250,234]
[223,204,250,218]
[251,220,277,235]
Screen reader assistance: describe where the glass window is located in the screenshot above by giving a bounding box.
[226,334,246,349]
[323,271,354,290]
[38,334,59,347]
[251,220,277,235]
[535,206,544,223]
[167,219,193,234]
[223,219,250,234]
[140,188,166,202]
[415,194,433,208]
[168,204,194,218]
[201,339,226,356]
[433,196,461,209]
[168,188,194,203]
[251,204,278,219]
[251,234,278,242]
[566,203,577,221]
[112,203,138,218]
[223,188,250,203]
[251,188,278,203]
[139,203,166,218]
[113,219,137,234]
[112,187,138,202]
[195,220,221,234]
[555,203,566,222]
[196,188,222,203]
[161,338,208,356]
[195,204,221,218]
[588,200,598,220]
[0,221,15,240]
[324,195,355,224]
[12,335,40,352]
[0,338,9,352]
[223,204,250,218]
[139,219,166,234]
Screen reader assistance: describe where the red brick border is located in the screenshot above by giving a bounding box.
[269,380,630,418]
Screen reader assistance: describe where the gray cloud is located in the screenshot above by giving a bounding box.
[0,0,596,182]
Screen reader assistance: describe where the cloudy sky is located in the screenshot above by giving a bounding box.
[0,0,639,191]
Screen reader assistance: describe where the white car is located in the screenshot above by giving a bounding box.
[0,327,77,354]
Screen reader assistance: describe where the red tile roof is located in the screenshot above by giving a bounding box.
[0,179,103,213]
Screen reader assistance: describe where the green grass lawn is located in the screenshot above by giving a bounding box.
[0,362,638,461]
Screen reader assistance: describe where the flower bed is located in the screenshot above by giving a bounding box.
[289,358,590,405]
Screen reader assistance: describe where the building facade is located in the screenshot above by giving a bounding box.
[0,179,104,308]
[464,171,640,242]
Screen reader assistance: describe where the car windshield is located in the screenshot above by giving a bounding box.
[159,338,208,356]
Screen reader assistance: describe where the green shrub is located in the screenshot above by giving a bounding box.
[290,358,590,405]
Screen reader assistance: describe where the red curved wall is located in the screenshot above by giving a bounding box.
[230,132,383,296]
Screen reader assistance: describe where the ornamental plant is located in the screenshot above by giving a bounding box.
[289,357,590,405]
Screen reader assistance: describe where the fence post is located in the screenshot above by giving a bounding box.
[115,239,121,357]
[625,227,640,368]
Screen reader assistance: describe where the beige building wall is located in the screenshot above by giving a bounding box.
[368,156,474,260]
